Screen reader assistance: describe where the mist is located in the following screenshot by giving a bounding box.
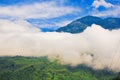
[0,19,120,72]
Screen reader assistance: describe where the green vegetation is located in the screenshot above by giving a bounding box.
[0,56,117,80]
[112,73,120,80]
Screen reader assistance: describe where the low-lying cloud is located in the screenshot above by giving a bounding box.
[0,19,120,72]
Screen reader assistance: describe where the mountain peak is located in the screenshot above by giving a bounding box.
[56,16,120,33]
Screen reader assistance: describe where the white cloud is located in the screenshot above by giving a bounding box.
[30,19,72,29]
[40,20,72,28]
[0,23,120,71]
[54,20,72,27]
[92,6,120,17]
[0,19,40,33]
[92,0,114,8]
[0,2,80,19]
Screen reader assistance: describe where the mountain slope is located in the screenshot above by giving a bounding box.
[56,21,87,33]
[56,16,120,33]
[0,56,116,80]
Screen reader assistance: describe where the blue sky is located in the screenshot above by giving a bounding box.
[0,0,120,30]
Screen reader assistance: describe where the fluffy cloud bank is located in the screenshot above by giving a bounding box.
[0,20,120,72]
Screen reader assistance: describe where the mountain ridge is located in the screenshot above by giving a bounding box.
[56,16,120,33]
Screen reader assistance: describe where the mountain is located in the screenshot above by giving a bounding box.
[0,56,116,80]
[56,16,120,33]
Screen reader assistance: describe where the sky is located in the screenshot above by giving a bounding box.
[0,0,120,30]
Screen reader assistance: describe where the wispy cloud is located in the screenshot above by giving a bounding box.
[0,1,80,19]
[54,20,72,27]
[29,19,72,29]
[91,5,120,17]
[0,19,40,33]
[92,0,114,8]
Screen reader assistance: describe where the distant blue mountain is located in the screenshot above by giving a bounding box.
[56,16,120,33]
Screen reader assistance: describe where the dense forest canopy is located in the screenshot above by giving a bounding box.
[0,56,118,80]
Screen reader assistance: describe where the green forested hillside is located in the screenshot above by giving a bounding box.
[0,56,117,80]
